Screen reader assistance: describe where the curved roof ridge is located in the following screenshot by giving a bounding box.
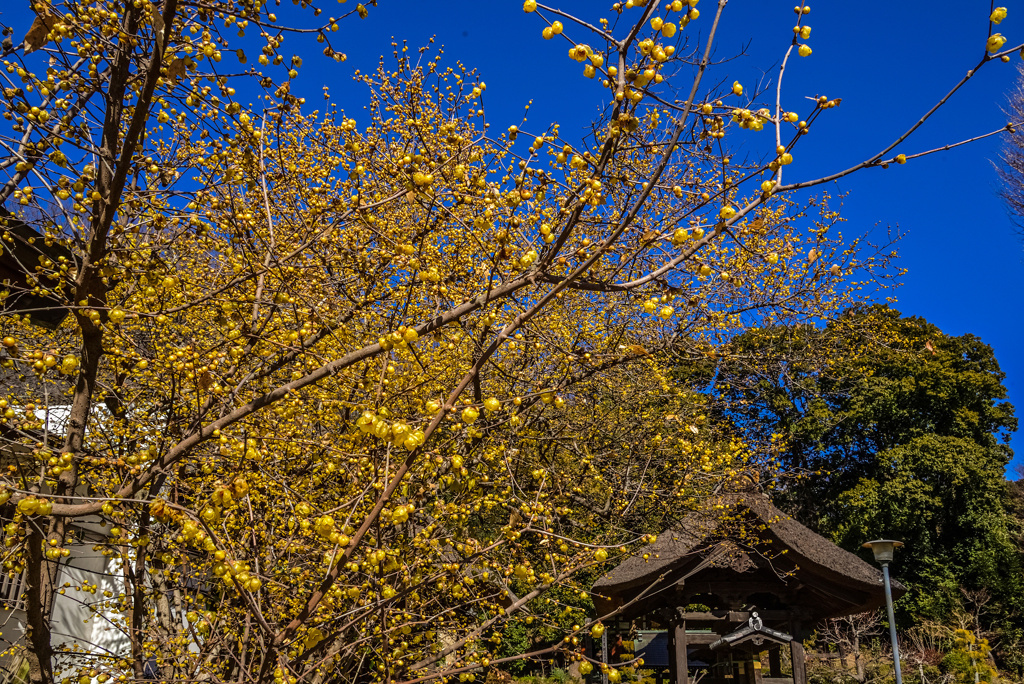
[593,491,904,609]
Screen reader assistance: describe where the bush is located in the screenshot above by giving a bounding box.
[905,663,942,684]
[940,650,988,684]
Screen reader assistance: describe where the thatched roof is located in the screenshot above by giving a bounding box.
[0,351,70,399]
[593,491,905,622]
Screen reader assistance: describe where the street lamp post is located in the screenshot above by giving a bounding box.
[863,540,904,684]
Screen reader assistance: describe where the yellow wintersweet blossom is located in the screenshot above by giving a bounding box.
[987,33,1007,53]
[0,1,1013,683]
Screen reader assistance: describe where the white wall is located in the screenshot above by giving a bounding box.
[0,529,130,682]
[49,533,129,679]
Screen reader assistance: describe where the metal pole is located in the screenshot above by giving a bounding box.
[881,563,903,684]
[601,630,609,684]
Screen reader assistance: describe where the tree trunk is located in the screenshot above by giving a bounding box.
[854,636,865,683]
[24,526,56,684]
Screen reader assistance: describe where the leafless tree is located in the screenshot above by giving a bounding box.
[996,64,1024,235]
[817,611,883,683]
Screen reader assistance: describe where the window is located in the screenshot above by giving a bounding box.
[0,570,25,610]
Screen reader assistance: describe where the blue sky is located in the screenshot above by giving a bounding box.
[5,1,1021,473]
[304,0,1023,474]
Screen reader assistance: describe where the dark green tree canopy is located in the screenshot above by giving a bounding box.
[711,306,1015,479]
[686,306,1021,649]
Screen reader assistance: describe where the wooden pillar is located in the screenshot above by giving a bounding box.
[672,618,689,684]
[667,621,677,684]
[751,653,763,684]
[768,648,782,678]
[716,652,732,684]
[789,641,806,684]
[739,655,761,684]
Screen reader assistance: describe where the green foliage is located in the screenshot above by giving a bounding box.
[689,305,1023,662]
[492,581,594,673]
[548,669,572,684]
[828,431,1016,622]
[497,622,535,674]
[907,664,942,684]
[940,630,995,684]
[1002,478,1024,675]
[513,671,577,684]
[992,621,1024,677]
[806,650,899,684]
[941,650,976,684]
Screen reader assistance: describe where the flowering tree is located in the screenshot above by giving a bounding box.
[0,1,1018,683]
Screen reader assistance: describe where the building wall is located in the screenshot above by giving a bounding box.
[0,529,129,682]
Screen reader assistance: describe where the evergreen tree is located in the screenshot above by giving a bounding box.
[699,306,1023,667]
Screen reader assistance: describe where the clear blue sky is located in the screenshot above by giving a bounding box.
[307,0,1024,475]
[5,1,1022,473]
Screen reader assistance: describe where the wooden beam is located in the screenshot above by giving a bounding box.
[673,618,689,684]
[790,640,806,684]
[667,621,677,684]
[678,611,730,621]
[678,610,794,623]
[768,647,782,678]
[716,652,734,684]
